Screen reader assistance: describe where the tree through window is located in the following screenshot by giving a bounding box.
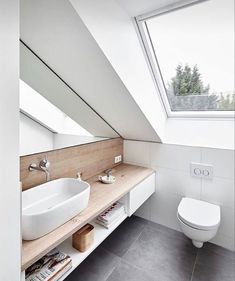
[166,64,232,111]
[139,0,234,113]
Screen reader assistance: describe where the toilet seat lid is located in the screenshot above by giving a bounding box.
[178,198,220,230]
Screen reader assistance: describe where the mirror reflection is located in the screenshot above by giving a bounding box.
[20,42,118,156]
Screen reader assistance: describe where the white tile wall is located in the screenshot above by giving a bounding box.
[201,148,234,179]
[124,140,150,167]
[212,206,235,250]
[201,177,234,208]
[124,140,235,250]
[150,191,182,231]
[155,167,201,199]
[220,206,235,238]
[211,233,234,251]
[150,143,201,171]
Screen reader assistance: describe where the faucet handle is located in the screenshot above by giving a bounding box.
[76,172,82,180]
[104,169,112,178]
[29,163,37,171]
[39,156,50,170]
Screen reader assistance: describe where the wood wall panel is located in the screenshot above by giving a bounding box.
[20,138,123,190]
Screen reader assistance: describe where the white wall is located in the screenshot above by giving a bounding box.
[164,118,235,150]
[124,140,235,250]
[20,113,54,155]
[0,1,21,280]
[53,134,107,150]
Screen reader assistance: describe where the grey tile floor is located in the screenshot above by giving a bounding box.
[65,216,235,281]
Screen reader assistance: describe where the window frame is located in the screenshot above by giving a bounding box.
[135,0,234,119]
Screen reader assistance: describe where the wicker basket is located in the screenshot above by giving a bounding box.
[72,224,94,252]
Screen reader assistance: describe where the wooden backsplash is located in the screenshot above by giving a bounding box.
[20,138,123,190]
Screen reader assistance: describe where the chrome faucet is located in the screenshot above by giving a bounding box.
[29,156,51,181]
[104,169,112,179]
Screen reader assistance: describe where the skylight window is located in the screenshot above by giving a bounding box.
[136,0,234,116]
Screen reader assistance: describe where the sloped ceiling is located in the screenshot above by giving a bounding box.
[20,0,161,142]
[70,0,167,141]
[116,0,179,17]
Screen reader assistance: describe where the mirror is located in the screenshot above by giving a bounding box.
[20,41,119,156]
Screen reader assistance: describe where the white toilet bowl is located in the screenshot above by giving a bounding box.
[177,198,220,248]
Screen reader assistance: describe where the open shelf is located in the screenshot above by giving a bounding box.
[22,169,155,281]
[57,213,128,281]
[22,164,154,271]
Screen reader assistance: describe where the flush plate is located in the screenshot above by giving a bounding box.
[190,162,213,180]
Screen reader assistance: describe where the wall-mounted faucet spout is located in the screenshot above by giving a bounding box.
[29,156,51,181]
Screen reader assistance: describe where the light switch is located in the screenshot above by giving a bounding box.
[114,155,122,163]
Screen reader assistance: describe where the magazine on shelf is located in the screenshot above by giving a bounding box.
[98,202,124,221]
[96,202,126,228]
[25,248,72,281]
[96,211,125,229]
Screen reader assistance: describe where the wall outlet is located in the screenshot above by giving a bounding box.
[114,155,122,163]
[190,162,213,180]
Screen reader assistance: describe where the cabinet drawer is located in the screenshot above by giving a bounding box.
[128,173,155,216]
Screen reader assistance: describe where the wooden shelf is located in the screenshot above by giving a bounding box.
[57,213,128,281]
[22,164,154,271]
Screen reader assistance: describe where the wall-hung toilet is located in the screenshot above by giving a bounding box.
[177,198,220,248]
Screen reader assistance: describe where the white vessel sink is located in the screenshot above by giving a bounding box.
[22,178,90,240]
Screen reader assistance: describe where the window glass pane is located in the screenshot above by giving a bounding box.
[146,0,234,111]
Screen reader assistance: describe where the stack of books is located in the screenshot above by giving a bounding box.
[25,249,72,281]
[96,202,125,229]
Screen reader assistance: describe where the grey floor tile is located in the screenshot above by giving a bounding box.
[65,246,120,281]
[202,242,235,260]
[64,219,234,281]
[192,263,235,281]
[131,215,149,225]
[147,221,186,241]
[123,226,197,281]
[106,260,155,281]
[196,247,235,278]
[101,216,146,257]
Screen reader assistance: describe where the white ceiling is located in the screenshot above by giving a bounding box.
[115,0,180,17]
[20,0,161,142]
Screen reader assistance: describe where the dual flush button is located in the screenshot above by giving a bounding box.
[190,163,213,179]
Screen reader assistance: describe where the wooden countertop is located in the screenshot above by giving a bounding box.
[22,163,154,271]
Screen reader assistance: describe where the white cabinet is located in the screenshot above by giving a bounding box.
[127,173,155,216]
